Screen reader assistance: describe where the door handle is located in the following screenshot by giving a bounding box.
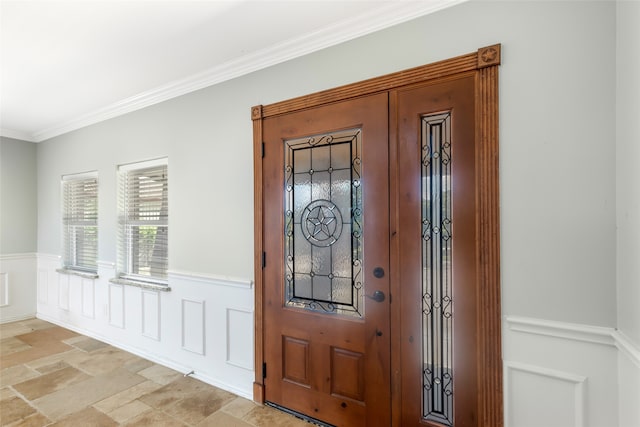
[366,290,386,303]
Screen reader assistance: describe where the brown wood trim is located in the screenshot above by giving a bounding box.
[388,89,402,427]
[252,104,265,403]
[261,51,479,119]
[476,64,503,426]
[478,44,501,69]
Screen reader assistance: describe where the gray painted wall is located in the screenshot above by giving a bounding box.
[616,0,640,346]
[1,136,37,254]
[37,0,619,329]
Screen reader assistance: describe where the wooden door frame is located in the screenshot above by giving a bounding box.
[252,44,503,427]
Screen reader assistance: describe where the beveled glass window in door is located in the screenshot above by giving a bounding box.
[422,112,453,426]
[284,129,363,317]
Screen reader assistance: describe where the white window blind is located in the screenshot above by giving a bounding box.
[62,173,98,273]
[118,159,168,283]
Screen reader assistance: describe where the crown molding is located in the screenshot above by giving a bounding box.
[23,0,465,143]
[0,128,37,143]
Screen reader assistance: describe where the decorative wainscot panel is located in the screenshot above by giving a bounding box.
[505,361,586,427]
[226,307,254,371]
[0,272,8,307]
[182,298,205,355]
[36,254,255,399]
[0,253,37,323]
[503,316,634,427]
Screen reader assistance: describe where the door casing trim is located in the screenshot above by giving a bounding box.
[252,44,502,427]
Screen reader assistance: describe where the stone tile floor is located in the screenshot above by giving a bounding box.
[0,318,310,426]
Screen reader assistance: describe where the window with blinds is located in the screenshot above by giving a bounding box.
[62,172,98,273]
[117,158,168,284]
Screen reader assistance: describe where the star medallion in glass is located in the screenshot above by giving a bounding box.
[284,129,363,317]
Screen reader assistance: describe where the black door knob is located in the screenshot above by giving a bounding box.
[369,290,385,303]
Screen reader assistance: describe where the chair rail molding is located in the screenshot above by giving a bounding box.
[505,315,617,347]
[1,252,38,262]
[506,315,640,366]
[168,270,253,290]
[612,329,640,369]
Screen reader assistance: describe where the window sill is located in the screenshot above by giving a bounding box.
[109,277,171,292]
[56,268,99,279]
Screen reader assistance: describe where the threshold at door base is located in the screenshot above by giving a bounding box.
[265,402,335,427]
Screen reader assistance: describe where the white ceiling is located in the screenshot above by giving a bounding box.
[0,0,463,142]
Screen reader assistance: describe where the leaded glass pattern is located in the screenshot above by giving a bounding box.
[422,112,453,425]
[284,129,363,317]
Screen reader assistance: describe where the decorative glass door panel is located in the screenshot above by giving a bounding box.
[397,75,479,426]
[422,112,453,425]
[284,129,363,317]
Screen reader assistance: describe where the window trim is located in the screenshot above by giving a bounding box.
[57,268,99,279]
[116,157,169,286]
[61,171,98,274]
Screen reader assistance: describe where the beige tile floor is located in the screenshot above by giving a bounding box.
[0,318,311,426]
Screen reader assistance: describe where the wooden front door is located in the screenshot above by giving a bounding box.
[261,93,391,427]
[253,45,503,427]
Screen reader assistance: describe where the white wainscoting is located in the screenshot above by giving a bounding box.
[82,278,96,319]
[0,272,8,307]
[30,254,640,416]
[108,282,125,328]
[615,330,640,427]
[37,268,48,304]
[504,315,640,427]
[36,254,254,399]
[182,298,205,355]
[0,253,37,323]
[504,361,586,427]
[58,273,70,311]
[226,307,254,371]
[142,290,161,341]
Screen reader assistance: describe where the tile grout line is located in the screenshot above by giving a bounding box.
[3,319,311,427]
[5,381,54,426]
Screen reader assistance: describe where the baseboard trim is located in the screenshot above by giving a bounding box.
[0,313,37,324]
